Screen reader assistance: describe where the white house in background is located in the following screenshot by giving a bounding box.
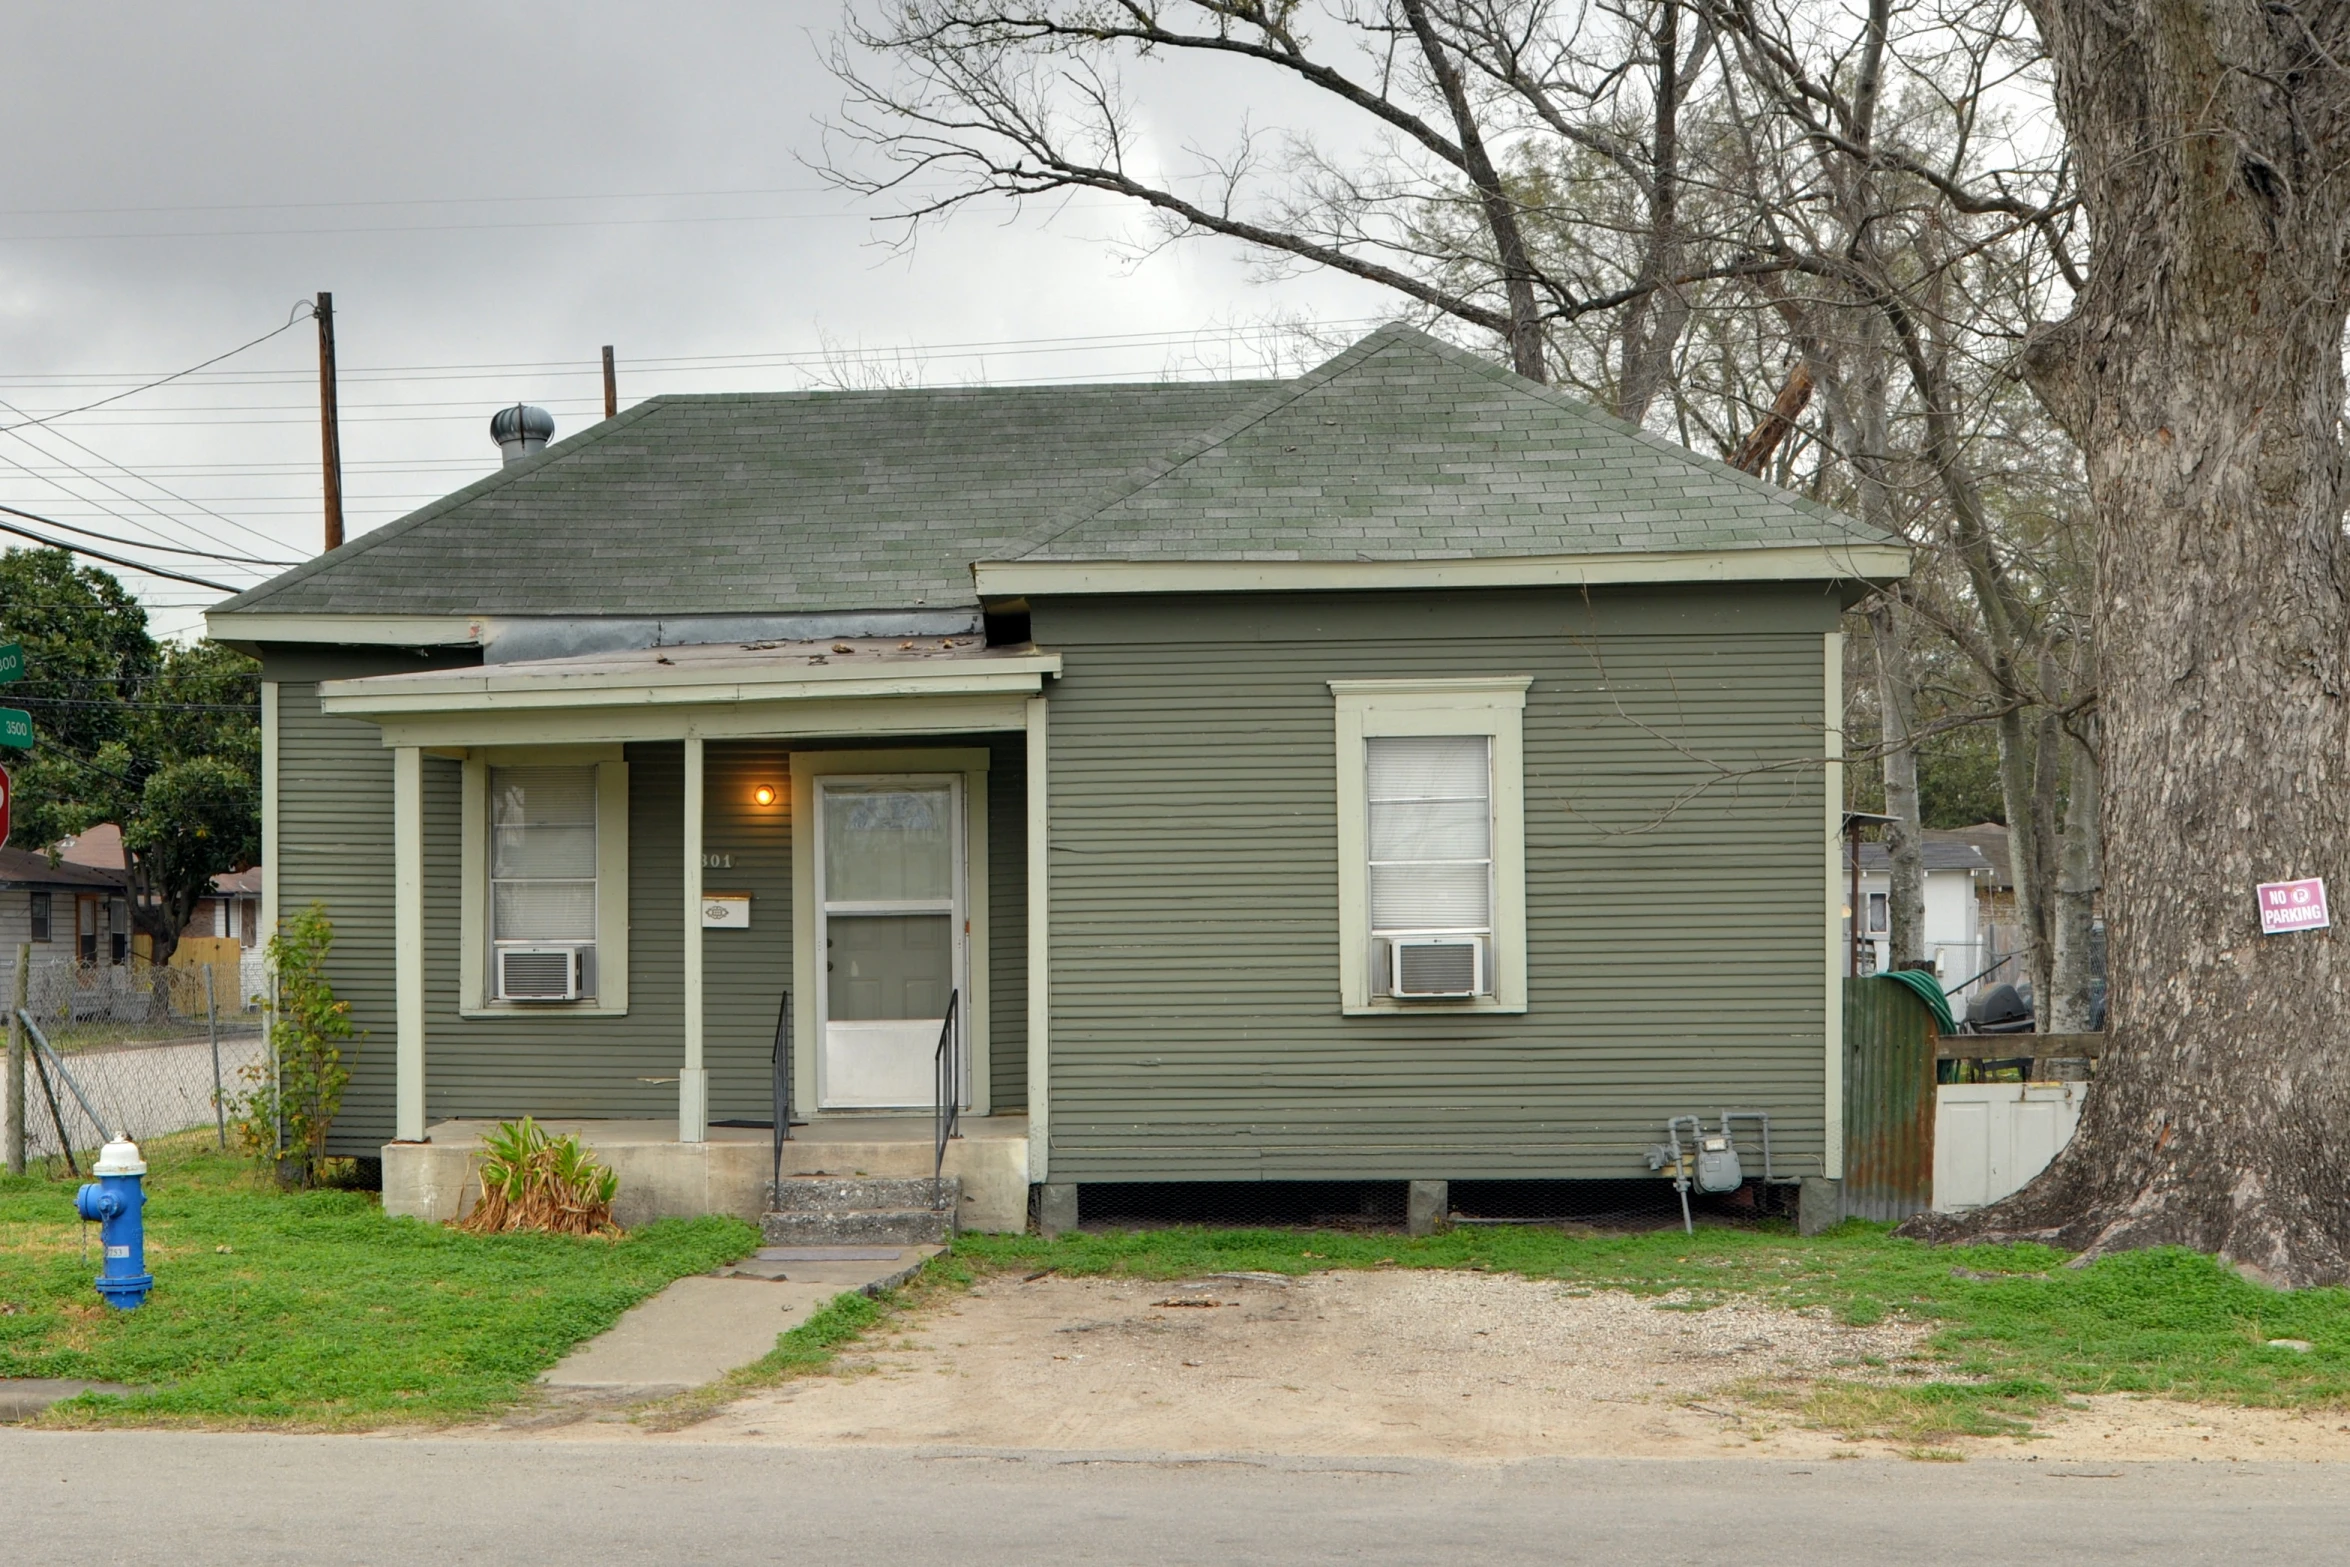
[1844,831,1996,1003]
[192,866,263,949]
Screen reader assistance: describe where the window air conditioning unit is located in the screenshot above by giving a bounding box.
[497,946,589,1002]
[1390,937,1482,999]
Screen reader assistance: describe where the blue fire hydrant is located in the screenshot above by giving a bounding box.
[76,1138,154,1310]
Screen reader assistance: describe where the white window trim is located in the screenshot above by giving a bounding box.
[460,744,631,1017]
[1332,678,1530,1015]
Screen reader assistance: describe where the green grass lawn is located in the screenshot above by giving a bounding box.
[0,1134,757,1428]
[956,1222,2350,1442]
[12,1138,2350,1444]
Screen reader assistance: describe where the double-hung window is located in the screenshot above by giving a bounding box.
[1332,678,1530,1013]
[462,748,630,1013]
[491,765,599,999]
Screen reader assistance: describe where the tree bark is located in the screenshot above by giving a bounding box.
[2048,716,2102,1033]
[1902,0,2350,1284]
[1615,0,1689,424]
[1871,597,1927,967]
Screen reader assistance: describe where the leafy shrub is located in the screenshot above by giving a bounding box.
[229,902,355,1184]
[457,1117,621,1236]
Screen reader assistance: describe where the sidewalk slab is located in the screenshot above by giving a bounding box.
[0,1379,138,1421]
[538,1248,937,1394]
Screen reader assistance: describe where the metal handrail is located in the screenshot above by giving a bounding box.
[769,990,793,1206]
[933,989,961,1212]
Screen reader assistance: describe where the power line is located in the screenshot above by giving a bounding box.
[0,183,849,219]
[0,424,304,564]
[0,486,291,565]
[0,208,1043,243]
[0,306,314,435]
[0,504,242,591]
[0,320,1381,386]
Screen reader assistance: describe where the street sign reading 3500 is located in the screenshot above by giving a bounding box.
[0,708,29,749]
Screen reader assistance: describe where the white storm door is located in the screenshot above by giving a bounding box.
[816,776,966,1109]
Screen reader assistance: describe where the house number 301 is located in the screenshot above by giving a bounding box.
[702,852,733,869]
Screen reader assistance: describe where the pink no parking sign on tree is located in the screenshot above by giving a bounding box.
[2257,877,2331,935]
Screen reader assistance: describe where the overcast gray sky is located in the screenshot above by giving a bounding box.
[0,2,1387,638]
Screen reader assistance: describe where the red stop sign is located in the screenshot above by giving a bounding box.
[0,763,10,852]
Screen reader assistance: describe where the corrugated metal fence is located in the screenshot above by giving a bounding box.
[1842,975,1938,1221]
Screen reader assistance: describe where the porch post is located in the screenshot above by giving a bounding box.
[680,732,708,1142]
[1025,696,1049,1183]
[393,745,426,1142]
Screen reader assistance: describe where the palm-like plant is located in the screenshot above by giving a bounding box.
[456,1117,621,1235]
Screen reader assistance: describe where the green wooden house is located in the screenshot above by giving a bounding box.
[207,326,1904,1230]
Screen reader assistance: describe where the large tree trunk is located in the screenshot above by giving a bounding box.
[1902,0,2350,1284]
[1871,597,1927,968]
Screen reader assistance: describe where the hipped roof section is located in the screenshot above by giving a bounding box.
[214,326,1893,624]
[999,326,1886,565]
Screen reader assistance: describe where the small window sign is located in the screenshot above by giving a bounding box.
[701,892,751,929]
[2257,877,2330,935]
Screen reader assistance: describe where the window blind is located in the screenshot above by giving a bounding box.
[1366,734,1492,934]
[490,765,598,943]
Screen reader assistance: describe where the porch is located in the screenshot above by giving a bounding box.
[382,1113,1032,1232]
[312,636,1057,1223]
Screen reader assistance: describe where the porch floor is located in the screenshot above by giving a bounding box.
[381,1114,1031,1232]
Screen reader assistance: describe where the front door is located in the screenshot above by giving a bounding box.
[816,775,966,1108]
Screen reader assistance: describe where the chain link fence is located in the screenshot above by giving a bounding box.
[3,952,268,1171]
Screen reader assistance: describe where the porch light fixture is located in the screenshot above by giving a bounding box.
[751,784,779,808]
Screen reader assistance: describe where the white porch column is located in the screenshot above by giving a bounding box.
[392,745,426,1142]
[680,732,708,1142]
[1024,696,1050,1182]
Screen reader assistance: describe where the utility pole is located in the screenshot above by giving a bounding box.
[602,344,617,420]
[317,292,344,553]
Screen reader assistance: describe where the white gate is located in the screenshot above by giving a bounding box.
[1932,1082,2087,1213]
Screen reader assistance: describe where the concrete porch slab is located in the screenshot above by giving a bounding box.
[538,1247,936,1394]
[383,1115,1028,1232]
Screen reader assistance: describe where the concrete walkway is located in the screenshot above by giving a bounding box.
[536,1246,937,1395]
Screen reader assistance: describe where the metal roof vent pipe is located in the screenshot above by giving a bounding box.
[491,403,556,465]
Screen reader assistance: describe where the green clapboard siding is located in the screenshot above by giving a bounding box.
[1030,585,1840,1183]
[276,677,1027,1151]
[276,676,400,1156]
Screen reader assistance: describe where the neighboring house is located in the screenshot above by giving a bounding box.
[56,822,263,961]
[192,866,264,949]
[0,846,131,967]
[205,325,1908,1227]
[1842,833,1996,1006]
[1943,821,2022,979]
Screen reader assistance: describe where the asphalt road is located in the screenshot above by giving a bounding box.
[3,1433,2337,1563]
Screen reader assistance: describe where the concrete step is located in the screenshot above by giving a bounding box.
[761,1207,954,1247]
[767,1175,958,1213]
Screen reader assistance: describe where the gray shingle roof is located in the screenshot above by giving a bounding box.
[1850,839,1995,874]
[1012,327,1882,562]
[216,381,1278,618]
[217,325,1881,620]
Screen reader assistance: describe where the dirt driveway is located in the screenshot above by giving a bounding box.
[578,1267,2328,1461]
